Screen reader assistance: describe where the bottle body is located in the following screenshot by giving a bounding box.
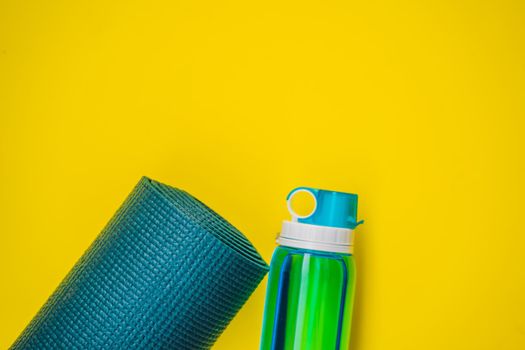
[260,246,356,350]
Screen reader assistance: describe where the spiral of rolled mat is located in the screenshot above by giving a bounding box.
[11,177,269,350]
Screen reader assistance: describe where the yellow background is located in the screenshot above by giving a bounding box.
[1,0,524,349]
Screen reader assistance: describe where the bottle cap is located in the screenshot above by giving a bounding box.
[286,187,363,229]
[278,187,363,254]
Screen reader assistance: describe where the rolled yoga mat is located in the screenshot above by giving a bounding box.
[12,177,269,349]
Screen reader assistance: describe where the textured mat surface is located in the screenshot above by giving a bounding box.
[11,177,269,350]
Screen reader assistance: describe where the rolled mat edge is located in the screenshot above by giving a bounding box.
[11,176,269,350]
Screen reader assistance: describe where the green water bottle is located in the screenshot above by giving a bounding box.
[260,187,363,350]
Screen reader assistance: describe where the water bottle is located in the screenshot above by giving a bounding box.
[260,187,363,350]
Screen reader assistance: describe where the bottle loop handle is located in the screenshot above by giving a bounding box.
[286,187,318,222]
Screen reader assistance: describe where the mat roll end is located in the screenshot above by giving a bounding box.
[12,177,269,350]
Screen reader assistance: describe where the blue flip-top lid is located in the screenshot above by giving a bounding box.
[286,187,363,229]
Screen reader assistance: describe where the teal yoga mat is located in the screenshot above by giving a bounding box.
[12,177,269,349]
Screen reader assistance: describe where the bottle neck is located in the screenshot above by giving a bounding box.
[277,221,354,254]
